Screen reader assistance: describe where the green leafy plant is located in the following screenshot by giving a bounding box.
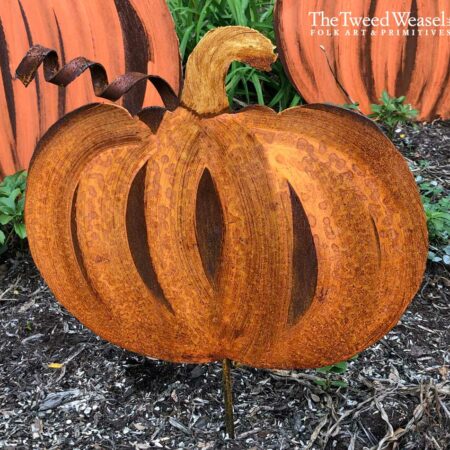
[314,357,357,389]
[369,91,418,137]
[0,171,27,254]
[168,0,301,111]
[416,177,450,265]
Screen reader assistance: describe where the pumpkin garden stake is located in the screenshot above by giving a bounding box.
[0,0,180,177]
[222,359,235,438]
[17,26,427,437]
[274,0,450,121]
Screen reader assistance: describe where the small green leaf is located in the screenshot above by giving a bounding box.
[0,214,13,225]
[330,380,348,388]
[0,197,15,213]
[316,365,333,374]
[330,361,348,373]
[0,229,5,245]
[14,222,27,239]
[381,90,390,104]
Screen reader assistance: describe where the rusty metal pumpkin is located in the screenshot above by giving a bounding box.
[24,27,427,368]
[274,0,450,121]
[0,0,180,177]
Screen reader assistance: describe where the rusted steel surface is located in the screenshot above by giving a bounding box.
[0,0,180,177]
[16,45,179,110]
[274,0,450,121]
[24,27,428,368]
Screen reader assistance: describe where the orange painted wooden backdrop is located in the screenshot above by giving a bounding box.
[0,0,181,177]
[275,0,450,121]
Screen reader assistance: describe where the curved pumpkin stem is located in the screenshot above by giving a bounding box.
[181,26,277,115]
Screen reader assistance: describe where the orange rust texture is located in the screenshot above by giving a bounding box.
[0,0,180,177]
[274,0,450,122]
[25,27,428,368]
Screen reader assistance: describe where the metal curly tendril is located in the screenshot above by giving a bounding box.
[15,44,179,111]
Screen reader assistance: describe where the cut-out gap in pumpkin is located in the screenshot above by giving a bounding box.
[126,163,173,313]
[195,168,225,286]
[288,183,317,324]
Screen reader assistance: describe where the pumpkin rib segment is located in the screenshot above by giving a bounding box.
[236,104,427,367]
[266,138,383,367]
[26,104,149,347]
[75,144,214,361]
[200,114,293,361]
[144,106,294,362]
[145,110,219,354]
[18,0,68,143]
[374,1,408,102]
[435,63,450,119]
[294,112,425,366]
[126,163,173,311]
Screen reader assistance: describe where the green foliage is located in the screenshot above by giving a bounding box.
[369,91,418,137]
[0,171,27,254]
[342,102,360,112]
[314,357,357,389]
[168,0,301,111]
[416,177,450,265]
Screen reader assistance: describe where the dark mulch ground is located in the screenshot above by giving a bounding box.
[0,120,449,450]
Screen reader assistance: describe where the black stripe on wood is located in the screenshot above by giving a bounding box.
[361,0,378,103]
[395,0,418,97]
[53,12,66,118]
[18,0,43,135]
[114,0,150,115]
[0,19,20,170]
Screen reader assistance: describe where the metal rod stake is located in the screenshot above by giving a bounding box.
[222,358,235,438]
